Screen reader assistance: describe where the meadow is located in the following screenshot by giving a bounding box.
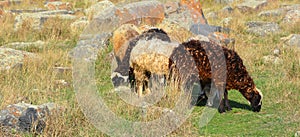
[0,0,299,136]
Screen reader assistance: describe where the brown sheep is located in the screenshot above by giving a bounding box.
[171,39,263,112]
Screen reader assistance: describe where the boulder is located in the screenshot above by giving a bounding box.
[282,10,300,24]
[84,0,114,20]
[258,8,285,17]
[246,21,280,36]
[0,47,36,71]
[163,1,179,15]
[45,1,73,11]
[236,0,268,13]
[14,10,76,31]
[0,102,62,133]
[215,0,234,4]
[3,40,46,50]
[70,17,89,32]
[281,34,300,47]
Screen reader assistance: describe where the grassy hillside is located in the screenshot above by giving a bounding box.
[0,0,299,136]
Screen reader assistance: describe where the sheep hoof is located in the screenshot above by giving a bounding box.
[218,106,226,113]
[226,106,232,111]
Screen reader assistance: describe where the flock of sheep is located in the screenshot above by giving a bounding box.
[110,24,263,113]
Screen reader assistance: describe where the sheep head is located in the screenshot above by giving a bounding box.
[249,87,263,112]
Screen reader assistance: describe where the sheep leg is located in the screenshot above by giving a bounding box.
[224,90,232,111]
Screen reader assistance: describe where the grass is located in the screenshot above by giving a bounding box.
[0,0,300,136]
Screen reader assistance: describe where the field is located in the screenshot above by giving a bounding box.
[0,0,299,136]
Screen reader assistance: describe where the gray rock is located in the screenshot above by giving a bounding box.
[281,34,300,47]
[221,6,234,14]
[164,1,179,15]
[14,11,76,31]
[0,47,36,71]
[3,40,46,50]
[236,0,268,13]
[273,48,281,56]
[263,55,282,65]
[0,102,62,133]
[282,10,300,24]
[206,12,218,20]
[84,0,115,20]
[215,0,235,4]
[221,17,233,27]
[280,4,300,11]
[70,17,89,32]
[246,21,280,36]
[258,8,285,17]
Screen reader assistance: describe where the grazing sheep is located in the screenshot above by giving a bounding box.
[175,39,263,112]
[111,28,171,89]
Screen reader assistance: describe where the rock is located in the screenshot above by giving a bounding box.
[206,12,218,20]
[263,55,282,65]
[84,0,114,20]
[281,34,300,47]
[258,8,285,17]
[53,66,72,74]
[280,4,300,11]
[111,24,141,60]
[0,102,62,133]
[45,1,73,11]
[246,21,280,36]
[164,1,179,15]
[14,10,76,31]
[236,0,268,13]
[221,17,233,27]
[215,0,234,4]
[0,0,22,8]
[70,17,89,32]
[54,79,69,87]
[0,47,36,71]
[158,20,193,43]
[190,24,234,46]
[221,6,234,14]
[3,40,46,50]
[273,48,281,56]
[179,0,208,24]
[282,10,300,24]
[115,1,165,26]
[8,8,48,14]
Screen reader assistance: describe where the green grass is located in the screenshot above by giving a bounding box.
[0,0,300,136]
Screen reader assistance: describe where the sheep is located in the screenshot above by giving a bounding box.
[129,35,263,112]
[111,27,171,90]
[174,39,263,112]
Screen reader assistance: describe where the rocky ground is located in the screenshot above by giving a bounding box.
[0,0,299,136]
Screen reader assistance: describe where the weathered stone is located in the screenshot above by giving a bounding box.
[263,55,282,65]
[0,102,62,133]
[221,17,233,27]
[206,12,218,20]
[164,1,179,15]
[14,10,76,30]
[0,47,36,71]
[190,24,233,46]
[246,21,280,36]
[0,0,21,8]
[236,0,268,13]
[281,34,300,47]
[158,20,193,43]
[282,10,300,24]
[280,4,300,11]
[115,1,164,26]
[45,1,73,11]
[85,0,114,20]
[3,40,46,50]
[273,48,281,56]
[70,16,89,32]
[179,0,208,24]
[9,8,48,14]
[215,0,234,4]
[258,8,285,17]
[221,6,234,14]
